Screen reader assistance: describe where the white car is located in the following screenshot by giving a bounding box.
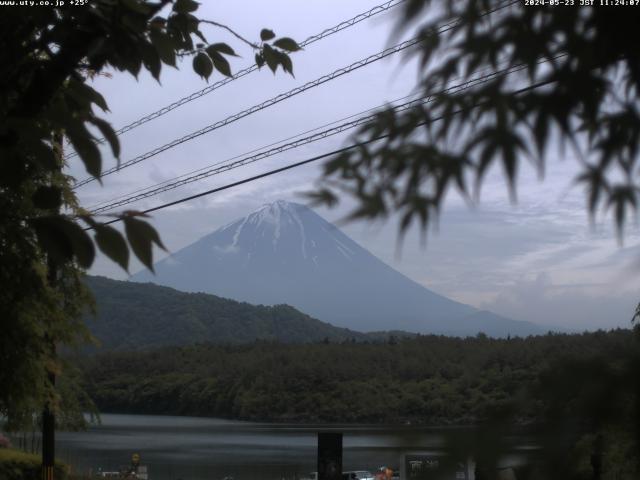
[344,471,375,480]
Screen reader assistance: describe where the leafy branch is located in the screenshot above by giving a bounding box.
[199,19,260,49]
[311,0,640,243]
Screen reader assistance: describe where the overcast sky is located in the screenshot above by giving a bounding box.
[70,0,640,331]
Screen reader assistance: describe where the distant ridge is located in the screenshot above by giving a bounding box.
[85,276,369,350]
[131,200,547,337]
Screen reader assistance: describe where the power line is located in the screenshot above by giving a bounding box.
[72,29,451,189]
[89,43,549,212]
[87,90,422,212]
[86,0,524,211]
[73,0,521,189]
[94,143,374,228]
[90,60,536,214]
[86,91,421,212]
[64,0,406,161]
[89,77,557,230]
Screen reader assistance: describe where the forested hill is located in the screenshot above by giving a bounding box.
[78,329,635,424]
[84,276,368,350]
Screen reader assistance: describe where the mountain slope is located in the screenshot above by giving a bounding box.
[85,276,367,350]
[131,201,546,337]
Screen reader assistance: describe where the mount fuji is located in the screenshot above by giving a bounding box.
[131,200,545,337]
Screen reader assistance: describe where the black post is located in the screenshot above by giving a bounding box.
[42,370,55,480]
[42,131,62,480]
[590,433,603,480]
[318,432,342,480]
[42,258,57,480]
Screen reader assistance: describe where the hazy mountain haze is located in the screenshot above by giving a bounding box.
[132,201,547,337]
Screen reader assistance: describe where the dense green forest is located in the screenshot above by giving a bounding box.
[85,276,371,349]
[77,329,636,425]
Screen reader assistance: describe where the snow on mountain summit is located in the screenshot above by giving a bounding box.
[131,200,545,337]
[209,200,357,266]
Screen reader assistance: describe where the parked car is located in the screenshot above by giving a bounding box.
[343,471,375,480]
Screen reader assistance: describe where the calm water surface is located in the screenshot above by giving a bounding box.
[56,414,463,480]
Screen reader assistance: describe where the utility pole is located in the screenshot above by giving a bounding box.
[317,432,342,480]
[590,433,603,480]
[41,297,56,480]
[42,131,62,480]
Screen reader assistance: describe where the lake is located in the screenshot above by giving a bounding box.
[54,414,492,480]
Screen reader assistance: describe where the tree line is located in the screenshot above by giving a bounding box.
[77,329,636,425]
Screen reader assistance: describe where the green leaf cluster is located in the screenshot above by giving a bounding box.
[0,449,69,480]
[0,0,297,430]
[255,30,300,75]
[311,0,640,242]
